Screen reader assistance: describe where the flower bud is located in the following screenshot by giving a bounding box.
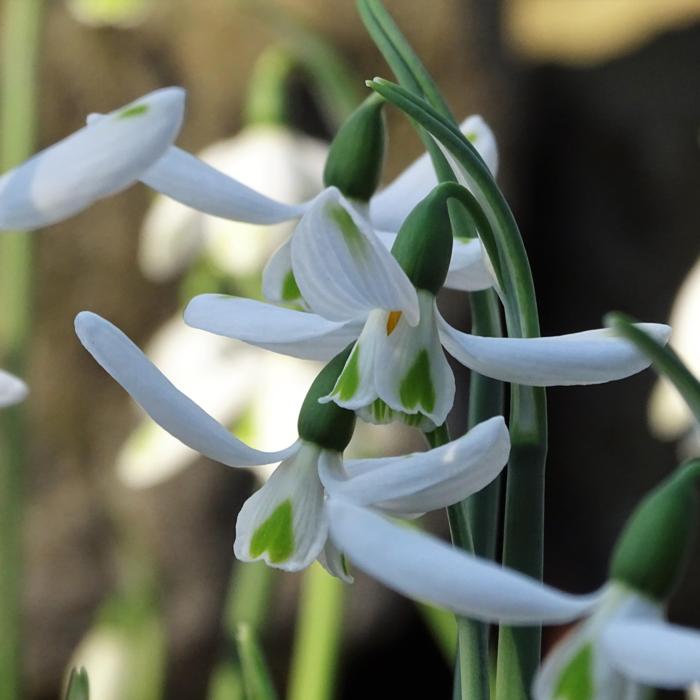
[323,94,386,201]
[297,347,356,452]
[610,460,700,601]
[390,182,469,295]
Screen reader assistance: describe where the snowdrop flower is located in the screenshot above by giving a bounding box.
[0,369,28,408]
[185,182,671,430]
[138,125,328,282]
[74,310,510,574]
[0,88,185,230]
[329,460,700,697]
[136,93,498,301]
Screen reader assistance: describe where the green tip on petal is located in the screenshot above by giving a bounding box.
[399,349,436,413]
[391,181,469,294]
[610,459,700,601]
[65,667,90,700]
[554,643,594,700]
[118,103,149,119]
[323,93,386,201]
[298,346,356,452]
[250,500,295,564]
[281,270,301,302]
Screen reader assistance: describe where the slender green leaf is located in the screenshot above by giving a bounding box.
[236,623,278,700]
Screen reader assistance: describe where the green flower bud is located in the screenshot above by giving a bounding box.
[323,94,386,201]
[65,668,90,700]
[610,459,700,601]
[391,181,469,294]
[297,347,356,452]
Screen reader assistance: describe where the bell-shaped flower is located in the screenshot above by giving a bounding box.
[138,125,328,283]
[135,94,498,300]
[74,310,511,574]
[0,88,185,230]
[0,369,27,408]
[185,182,671,430]
[329,460,700,697]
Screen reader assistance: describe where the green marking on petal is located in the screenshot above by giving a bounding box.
[399,349,435,413]
[554,643,594,700]
[118,103,149,119]
[328,204,367,259]
[281,269,301,302]
[466,131,478,142]
[249,499,294,564]
[334,345,361,401]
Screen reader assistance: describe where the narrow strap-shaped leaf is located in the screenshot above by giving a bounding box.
[235,623,278,700]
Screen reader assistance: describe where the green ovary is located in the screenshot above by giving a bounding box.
[555,643,594,700]
[249,500,294,563]
[399,349,435,414]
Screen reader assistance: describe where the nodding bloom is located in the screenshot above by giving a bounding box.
[0,88,185,230]
[0,369,27,408]
[328,461,700,698]
[184,182,671,430]
[74,310,511,575]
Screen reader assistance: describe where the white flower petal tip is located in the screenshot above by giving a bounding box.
[439,319,672,386]
[74,311,296,468]
[234,443,329,571]
[444,238,495,292]
[0,370,28,408]
[140,146,307,225]
[0,88,185,230]
[327,500,601,624]
[292,188,419,325]
[603,620,700,689]
[460,115,499,177]
[183,294,362,361]
[320,416,509,513]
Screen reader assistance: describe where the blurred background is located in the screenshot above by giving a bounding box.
[1,0,699,698]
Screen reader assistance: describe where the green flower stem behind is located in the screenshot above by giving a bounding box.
[287,563,344,700]
[0,2,43,699]
[605,312,700,425]
[367,77,547,700]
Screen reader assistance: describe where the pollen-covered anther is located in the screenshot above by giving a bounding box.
[386,310,402,335]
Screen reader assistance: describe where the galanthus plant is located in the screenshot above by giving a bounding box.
[74,310,511,574]
[185,182,670,429]
[328,458,700,697]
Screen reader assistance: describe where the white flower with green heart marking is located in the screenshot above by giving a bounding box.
[184,183,671,430]
[74,310,511,573]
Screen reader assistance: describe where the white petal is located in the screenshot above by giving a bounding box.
[0,370,28,408]
[327,499,601,624]
[0,88,185,230]
[438,316,672,386]
[443,237,494,291]
[369,114,498,232]
[261,238,301,305]
[184,294,361,361]
[373,292,454,427]
[461,115,499,177]
[74,311,295,467]
[603,620,700,689]
[234,443,329,571]
[291,188,419,324]
[319,416,509,513]
[534,584,661,700]
[140,145,308,224]
[317,536,354,583]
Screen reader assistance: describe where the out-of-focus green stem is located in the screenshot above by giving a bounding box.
[287,563,344,700]
[0,2,43,699]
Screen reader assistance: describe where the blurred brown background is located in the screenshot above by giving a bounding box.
[3,0,700,697]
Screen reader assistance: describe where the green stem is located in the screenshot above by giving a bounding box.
[287,563,344,700]
[367,79,548,698]
[0,2,43,698]
[225,561,276,635]
[605,312,700,423]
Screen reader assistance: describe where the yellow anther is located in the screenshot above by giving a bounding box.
[386,310,402,335]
